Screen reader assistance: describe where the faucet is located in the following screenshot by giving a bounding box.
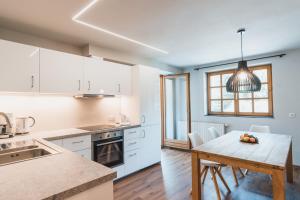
[0,112,12,133]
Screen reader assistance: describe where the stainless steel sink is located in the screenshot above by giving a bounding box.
[0,139,60,166]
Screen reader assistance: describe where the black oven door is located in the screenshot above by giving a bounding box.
[93,136,124,168]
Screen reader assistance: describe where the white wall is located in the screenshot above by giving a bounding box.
[186,49,300,165]
[0,94,132,132]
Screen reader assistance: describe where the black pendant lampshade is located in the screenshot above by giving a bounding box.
[226,28,261,93]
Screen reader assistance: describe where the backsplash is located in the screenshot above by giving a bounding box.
[0,94,134,131]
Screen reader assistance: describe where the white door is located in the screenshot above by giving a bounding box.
[40,48,84,94]
[139,65,161,126]
[0,39,39,92]
[139,125,161,169]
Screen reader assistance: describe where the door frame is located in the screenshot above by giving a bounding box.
[160,73,191,150]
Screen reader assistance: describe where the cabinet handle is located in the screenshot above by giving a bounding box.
[128,142,137,146]
[141,115,146,123]
[72,140,84,144]
[141,130,146,138]
[78,80,81,91]
[88,81,91,90]
[129,153,136,157]
[31,75,34,88]
[128,131,136,135]
[118,84,121,93]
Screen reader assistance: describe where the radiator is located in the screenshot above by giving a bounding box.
[176,121,225,143]
[191,121,225,143]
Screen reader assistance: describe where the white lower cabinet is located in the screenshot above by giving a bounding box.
[124,149,140,175]
[49,135,92,160]
[121,126,161,178]
[139,125,161,169]
[74,148,92,160]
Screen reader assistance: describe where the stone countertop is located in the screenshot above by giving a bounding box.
[0,124,141,200]
[33,124,141,141]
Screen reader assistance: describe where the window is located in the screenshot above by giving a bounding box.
[207,64,273,117]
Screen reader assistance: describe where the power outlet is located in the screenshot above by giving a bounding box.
[288,113,296,119]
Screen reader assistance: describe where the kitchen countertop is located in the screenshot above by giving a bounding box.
[0,124,140,200]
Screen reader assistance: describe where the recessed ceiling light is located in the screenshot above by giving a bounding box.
[72,0,169,54]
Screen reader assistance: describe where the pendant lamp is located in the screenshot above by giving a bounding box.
[226,28,261,93]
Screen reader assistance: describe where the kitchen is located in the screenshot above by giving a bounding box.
[0,1,300,200]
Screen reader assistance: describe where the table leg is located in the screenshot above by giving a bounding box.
[272,169,285,200]
[286,143,293,183]
[192,152,201,200]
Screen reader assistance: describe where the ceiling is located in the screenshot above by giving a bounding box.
[0,0,299,67]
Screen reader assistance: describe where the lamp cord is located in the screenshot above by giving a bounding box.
[241,31,244,61]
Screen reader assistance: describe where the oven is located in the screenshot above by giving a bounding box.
[92,131,124,168]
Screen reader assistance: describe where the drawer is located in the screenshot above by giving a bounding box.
[124,149,140,175]
[124,138,140,152]
[74,148,92,160]
[124,128,140,140]
[63,135,91,151]
[50,139,63,147]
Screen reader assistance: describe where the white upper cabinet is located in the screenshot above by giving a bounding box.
[101,61,132,96]
[138,65,161,126]
[40,48,84,94]
[84,58,115,95]
[0,39,39,92]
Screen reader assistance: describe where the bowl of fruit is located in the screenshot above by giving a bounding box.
[240,133,259,144]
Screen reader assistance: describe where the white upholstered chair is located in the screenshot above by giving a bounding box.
[249,125,271,133]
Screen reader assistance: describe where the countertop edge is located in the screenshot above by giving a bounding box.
[44,172,117,200]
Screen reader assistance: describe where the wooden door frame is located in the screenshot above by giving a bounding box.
[160,73,191,150]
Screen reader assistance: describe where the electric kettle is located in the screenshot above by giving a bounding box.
[16,116,35,134]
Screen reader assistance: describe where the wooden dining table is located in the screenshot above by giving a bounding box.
[191,130,293,200]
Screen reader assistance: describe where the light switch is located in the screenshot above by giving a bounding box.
[288,113,296,118]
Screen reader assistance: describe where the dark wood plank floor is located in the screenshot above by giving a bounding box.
[114,148,300,200]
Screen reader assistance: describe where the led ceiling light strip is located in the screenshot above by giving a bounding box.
[72,0,169,54]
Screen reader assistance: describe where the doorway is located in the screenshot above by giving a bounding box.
[161,73,191,150]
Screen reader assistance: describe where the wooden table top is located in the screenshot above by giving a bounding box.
[192,130,292,169]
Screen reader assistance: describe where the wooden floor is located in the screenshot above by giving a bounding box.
[114,148,300,200]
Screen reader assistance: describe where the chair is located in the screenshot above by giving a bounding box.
[189,131,237,200]
[249,125,271,133]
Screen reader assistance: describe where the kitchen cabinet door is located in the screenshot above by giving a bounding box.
[139,65,161,126]
[74,148,92,160]
[0,39,39,92]
[139,125,161,169]
[84,58,115,95]
[114,63,132,96]
[124,149,140,175]
[40,48,84,94]
[101,61,132,95]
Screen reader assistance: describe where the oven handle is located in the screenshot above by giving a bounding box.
[95,139,123,146]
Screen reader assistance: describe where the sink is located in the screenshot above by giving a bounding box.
[0,139,60,166]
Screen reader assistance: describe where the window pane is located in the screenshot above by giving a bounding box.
[222,87,234,99]
[239,100,252,112]
[254,84,268,98]
[210,75,221,87]
[223,100,234,112]
[222,73,233,86]
[254,99,269,113]
[211,100,221,112]
[253,69,268,82]
[210,88,221,99]
[239,92,252,99]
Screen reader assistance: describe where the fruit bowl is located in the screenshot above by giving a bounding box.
[240,133,259,144]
